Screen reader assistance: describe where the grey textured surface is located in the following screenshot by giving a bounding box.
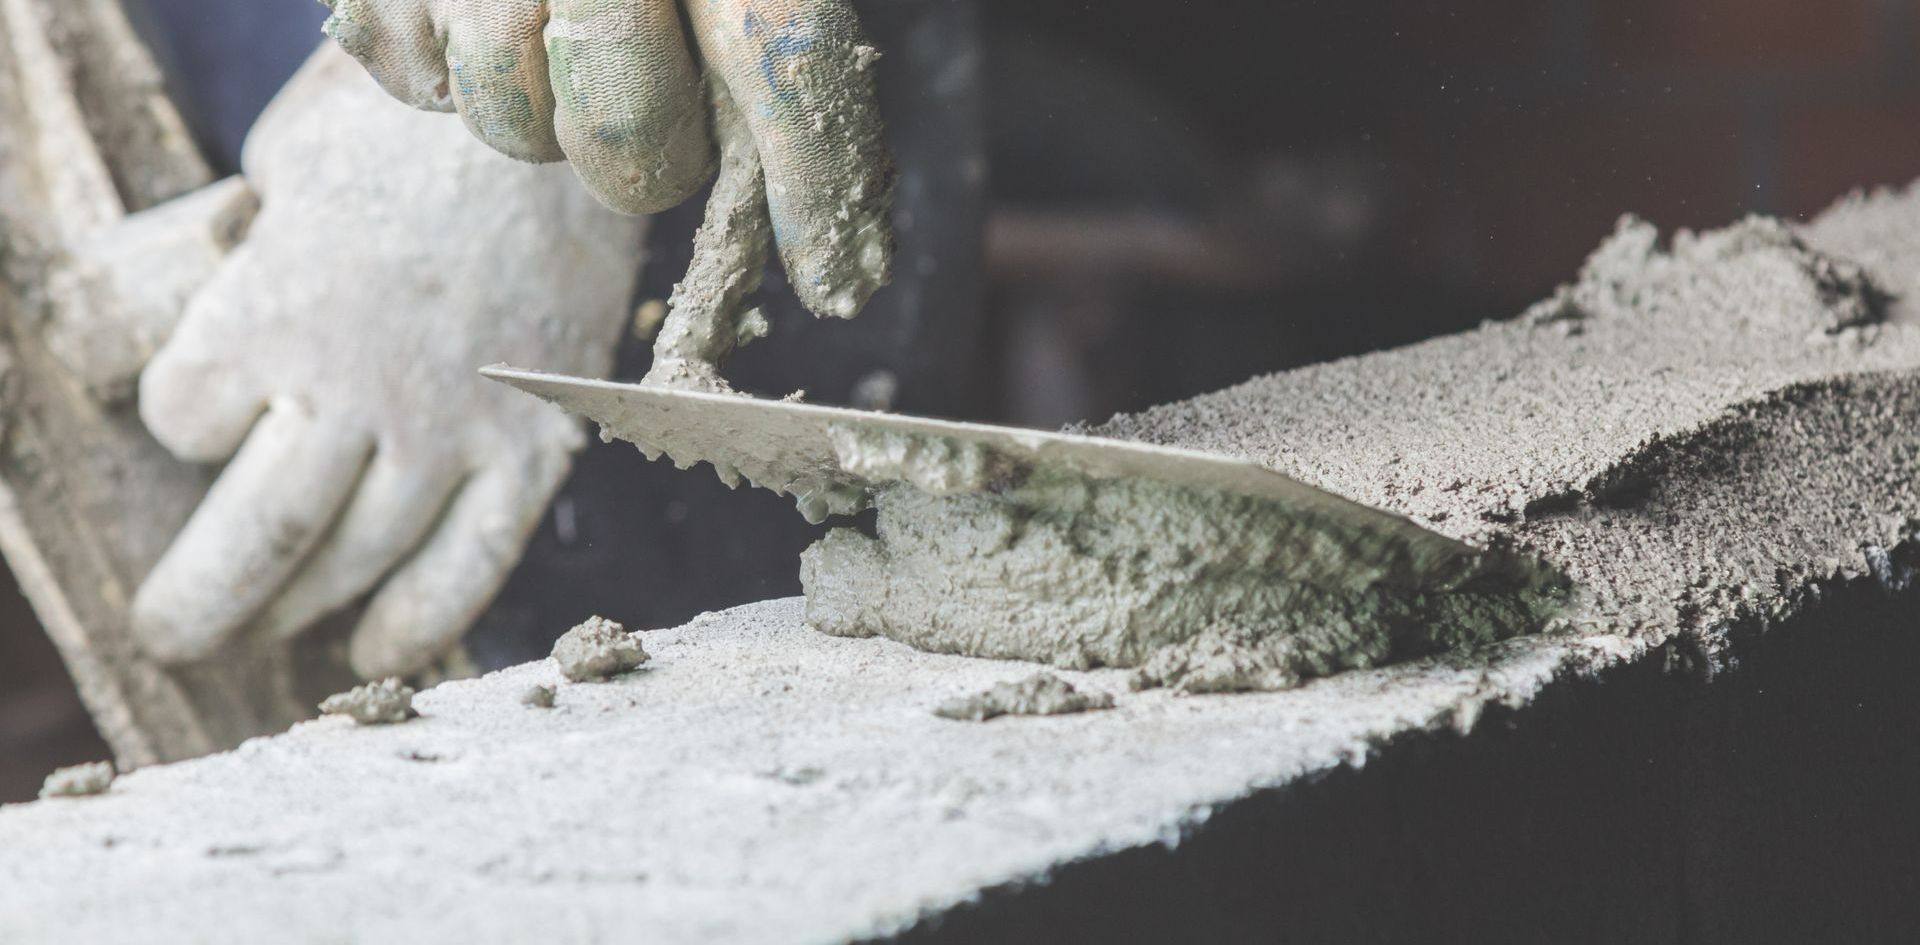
[1098,204,1920,665]
[0,598,1589,944]
[7,187,1920,941]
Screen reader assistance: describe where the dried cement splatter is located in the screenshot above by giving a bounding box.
[934,674,1116,722]
[319,678,418,726]
[551,617,649,682]
[39,762,114,799]
[521,685,556,709]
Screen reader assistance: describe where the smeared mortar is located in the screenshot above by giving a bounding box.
[802,448,1564,693]
[1096,207,1920,669]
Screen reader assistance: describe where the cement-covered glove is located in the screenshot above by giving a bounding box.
[130,46,645,678]
[319,0,894,387]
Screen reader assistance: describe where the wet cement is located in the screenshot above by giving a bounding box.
[807,202,1920,687]
[1088,206,1920,676]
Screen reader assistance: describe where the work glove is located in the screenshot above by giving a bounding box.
[319,0,894,385]
[130,46,646,678]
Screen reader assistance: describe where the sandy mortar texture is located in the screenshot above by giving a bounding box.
[1096,200,1920,670]
[0,599,1598,944]
[802,194,1920,687]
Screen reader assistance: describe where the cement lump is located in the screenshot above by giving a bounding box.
[520,684,556,709]
[37,761,113,799]
[550,616,649,682]
[802,471,1565,694]
[319,678,418,726]
[934,673,1116,722]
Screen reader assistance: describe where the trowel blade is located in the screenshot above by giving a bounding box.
[481,365,1481,568]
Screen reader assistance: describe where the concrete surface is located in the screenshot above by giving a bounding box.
[0,598,1591,944]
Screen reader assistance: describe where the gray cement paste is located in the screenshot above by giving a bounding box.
[805,204,1920,688]
[803,468,1564,694]
[1093,210,1920,673]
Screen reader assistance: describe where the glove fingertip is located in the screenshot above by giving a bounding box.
[778,208,895,320]
[347,610,427,680]
[130,576,227,666]
[321,5,454,113]
[139,353,264,464]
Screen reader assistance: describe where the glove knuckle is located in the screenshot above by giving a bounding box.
[445,2,565,162]
[546,5,711,213]
[325,0,453,111]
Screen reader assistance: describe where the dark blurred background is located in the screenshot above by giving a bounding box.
[8,0,1920,800]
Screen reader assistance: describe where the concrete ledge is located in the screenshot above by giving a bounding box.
[889,573,1920,943]
[0,598,1629,944]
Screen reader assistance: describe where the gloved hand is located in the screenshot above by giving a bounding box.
[130,45,646,678]
[318,0,895,386]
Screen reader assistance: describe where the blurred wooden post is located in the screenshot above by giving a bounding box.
[0,0,322,768]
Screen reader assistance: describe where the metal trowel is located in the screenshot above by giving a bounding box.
[481,366,1487,577]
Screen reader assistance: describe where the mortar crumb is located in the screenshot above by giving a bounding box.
[39,761,114,799]
[934,674,1116,722]
[319,678,418,726]
[521,684,557,709]
[552,616,649,682]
